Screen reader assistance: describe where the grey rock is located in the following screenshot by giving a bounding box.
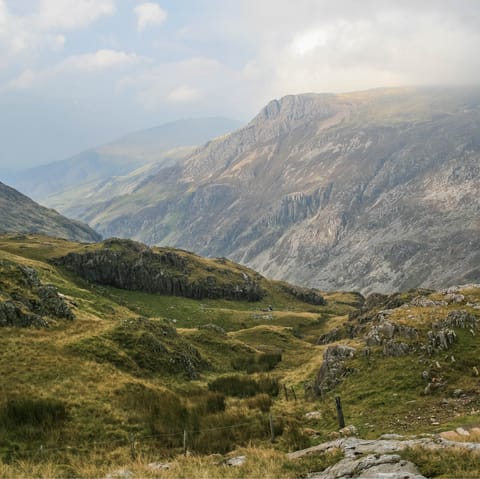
[314,345,356,395]
[444,293,465,303]
[281,284,326,305]
[438,310,479,330]
[290,435,480,479]
[0,301,48,328]
[305,411,323,420]
[54,238,265,302]
[225,455,246,466]
[105,469,134,479]
[0,260,74,328]
[383,340,411,357]
[317,327,342,345]
[410,296,437,307]
[426,328,456,352]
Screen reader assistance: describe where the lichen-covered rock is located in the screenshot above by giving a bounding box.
[280,284,326,305]
[0,301,48,328]
[383,340,412,357]
[38,285,74,319]
[54,239,266,302]
[437,310,479,330]
[316,327,342,345]
[364,319,417,347]
[427,328,457,352]
[0,260,74,328]
[314,345,356,395]
[410,296,447,307]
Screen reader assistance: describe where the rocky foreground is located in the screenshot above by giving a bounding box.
[288,433,480,479]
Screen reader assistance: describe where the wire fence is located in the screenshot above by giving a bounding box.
[5,414,284,459]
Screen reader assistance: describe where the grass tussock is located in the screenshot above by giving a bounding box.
[401,446,480,478]
[208,375,279,398]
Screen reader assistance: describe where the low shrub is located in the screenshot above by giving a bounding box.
[246,393,272,412]
[1,398,67,430]
[231,352,282,373]
[190,410,268,454]
[122,384,197,448]
[191,391,226,415]
[208,375,279,398]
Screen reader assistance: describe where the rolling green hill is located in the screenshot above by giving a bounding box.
[0,234,479,478]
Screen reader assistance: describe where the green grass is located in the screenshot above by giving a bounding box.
[401,447,480,478]
[1,234,480,477]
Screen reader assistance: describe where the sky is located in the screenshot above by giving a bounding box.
[1,0,480,169]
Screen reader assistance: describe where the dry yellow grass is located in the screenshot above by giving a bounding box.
[0,446,342,479]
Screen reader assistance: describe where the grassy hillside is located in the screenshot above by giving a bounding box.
[0,234,479,478]
[0,183,101,243]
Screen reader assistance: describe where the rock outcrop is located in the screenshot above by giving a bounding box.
[288,435,480,479]
[314,345,356,395]
[0,260,74,327]
[54,238,266,301]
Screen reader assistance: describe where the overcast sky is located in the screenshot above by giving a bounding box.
[1,0,480,169]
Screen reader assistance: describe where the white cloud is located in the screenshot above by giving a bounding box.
[166,85,200,103]
[0,0,116,71]
[36,0,115,31]
[134,2,167,31]
[7,50,142,91]
[61,49,141,71]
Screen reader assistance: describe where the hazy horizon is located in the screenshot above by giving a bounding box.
[1,0,480,169]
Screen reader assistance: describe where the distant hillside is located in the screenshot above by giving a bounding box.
[0,182,100,242]
[70,86,480,294]
[5,117,242,202]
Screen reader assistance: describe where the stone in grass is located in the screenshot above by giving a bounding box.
[105,469,134,479]
[339,425,358,437]
[305,411,322,420]
[225,455,246,466]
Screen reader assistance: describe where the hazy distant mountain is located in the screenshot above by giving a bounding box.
[5,117,242,202]
[70,87,480,293]
[0,182,100,242]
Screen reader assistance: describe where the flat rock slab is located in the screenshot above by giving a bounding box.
[309,453,425,479]
[289,435,480,479]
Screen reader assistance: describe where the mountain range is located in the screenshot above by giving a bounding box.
[36,86,479,294]
[4,117,242,204]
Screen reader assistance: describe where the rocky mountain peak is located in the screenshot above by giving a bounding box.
[39,87,480,293]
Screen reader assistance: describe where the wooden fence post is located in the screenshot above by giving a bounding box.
[129,433,136,461]
[283,384,289,401]
[269,413,275,443]
[335,396,345,429]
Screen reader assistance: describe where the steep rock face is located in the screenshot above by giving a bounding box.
[69,87,480,293]
[0,182,100,243]
[54,238,266,301]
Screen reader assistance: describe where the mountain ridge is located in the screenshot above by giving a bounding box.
[4,117,243,202]
[0,181,101,242]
